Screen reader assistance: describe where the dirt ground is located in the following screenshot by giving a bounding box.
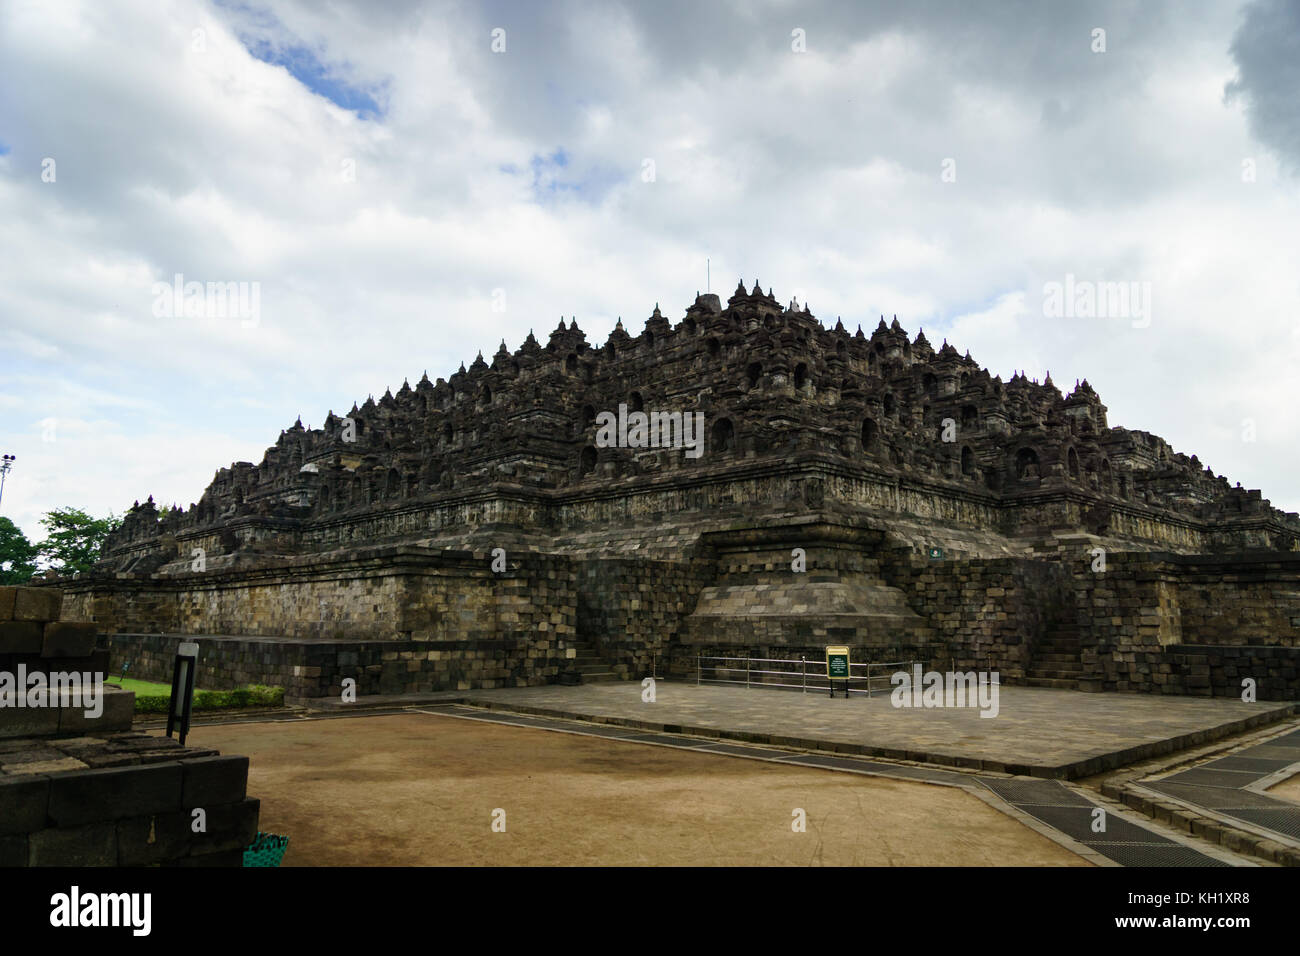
[191,712,1088,866]
[1265,771,1300,804]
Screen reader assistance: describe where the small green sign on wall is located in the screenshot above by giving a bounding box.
[927,546,944,561]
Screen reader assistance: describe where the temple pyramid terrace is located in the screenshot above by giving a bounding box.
[47,283,1300,701]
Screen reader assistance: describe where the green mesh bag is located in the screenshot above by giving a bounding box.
[242,832,290,867]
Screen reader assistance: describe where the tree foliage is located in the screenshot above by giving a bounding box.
[36,507,121,576]
[0,517,38,584]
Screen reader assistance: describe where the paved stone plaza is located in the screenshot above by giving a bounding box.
[461,681,1298,778]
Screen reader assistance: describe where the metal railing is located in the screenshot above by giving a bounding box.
[694,654,929,698]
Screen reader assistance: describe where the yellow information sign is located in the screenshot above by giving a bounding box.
[825,645,850,679]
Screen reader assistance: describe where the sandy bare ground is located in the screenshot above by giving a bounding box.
[1265,771,1300,804]
[191,713,1088,866]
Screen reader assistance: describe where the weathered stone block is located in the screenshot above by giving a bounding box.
[41,621,97,658]
[0,705,61,739]
[0,774,51,834]
[180,754,249,807]
[0,833,27,866]
[116,811,193,865]
[29,822,117,866]
[58,684,135,735]
[47,762,183,826]
[12,588,61,623]
[0,621,44,654]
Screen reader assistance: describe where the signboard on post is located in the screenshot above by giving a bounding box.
[167,641,200,746]
[825,644,850,698]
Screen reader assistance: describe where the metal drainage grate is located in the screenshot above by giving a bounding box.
[1092,843,1230,868]
[1221,807,1300,841]
[979,778,1093,807]
[1240,744,1300,761]
[854,763,964,784]
[696,743,788,759]
[1019,805,1173,844]
[467,712,553,727]
[1159,768,1269,789]
[1202,755,1299,774]
[1147,782,1285,810]
[774,754,960,784]
[776,754,876,773]
[562,724,644,739]
[622,732,712,747]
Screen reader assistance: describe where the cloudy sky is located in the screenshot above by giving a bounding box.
[1,0,1298,542]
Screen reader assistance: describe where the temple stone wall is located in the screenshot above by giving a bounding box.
[575,554,709,678]
[56,533,1300,700]
[1065,552,1300,697]
[879,554,1073,681]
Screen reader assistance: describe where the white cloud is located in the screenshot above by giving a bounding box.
[1,0,1298,544]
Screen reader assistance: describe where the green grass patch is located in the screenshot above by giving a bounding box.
[130,684,285,714]
[105,677,175,696]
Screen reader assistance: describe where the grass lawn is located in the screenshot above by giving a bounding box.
[105,677,179,696]
[103,676,285,713]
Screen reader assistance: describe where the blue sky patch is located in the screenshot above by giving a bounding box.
[520,149,622,205]
[217,0,385,119]
[241,36,385,119]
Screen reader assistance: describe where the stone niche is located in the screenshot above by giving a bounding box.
[681,519,936,651]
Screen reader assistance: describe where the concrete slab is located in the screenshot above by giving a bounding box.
[460,681,1299,779]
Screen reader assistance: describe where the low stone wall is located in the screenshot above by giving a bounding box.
[1,740,257,867]
[1,584,258,867]
[58,545,586,696]
[68,543,707,695]
[59,546,580,644]
[99,632,578,700]
[1166,553,1300,647]
[1163,645,1300,699]
[1073,640,1300,699]
[1064,552,1300,697]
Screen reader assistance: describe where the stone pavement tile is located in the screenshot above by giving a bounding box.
[463,682,1293,777]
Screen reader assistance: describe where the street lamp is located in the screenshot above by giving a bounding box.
[0,454,13,510]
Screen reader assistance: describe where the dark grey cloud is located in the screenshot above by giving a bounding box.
[1225,0,1300,172]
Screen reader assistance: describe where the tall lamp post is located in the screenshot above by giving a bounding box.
[0,454,13,510]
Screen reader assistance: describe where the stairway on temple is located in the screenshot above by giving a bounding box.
[1023,624,1084,690]
[569,639,618,682]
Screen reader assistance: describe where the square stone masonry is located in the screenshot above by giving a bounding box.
[41,621,97,658]
[0,621,43,655]
[11,588,61,624]
[0,774,51,834]
[180,755,249,807]
[0,833,27,866]
[28,822,117,867]
[46,762,183,827]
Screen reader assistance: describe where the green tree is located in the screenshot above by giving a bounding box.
[0,517,38,584]
[36,507,121,576]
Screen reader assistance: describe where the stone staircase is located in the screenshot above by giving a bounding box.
[1024,625,1084,690]
[569,639,618,683]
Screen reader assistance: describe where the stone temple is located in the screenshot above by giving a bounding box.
[55,281,1300,700]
